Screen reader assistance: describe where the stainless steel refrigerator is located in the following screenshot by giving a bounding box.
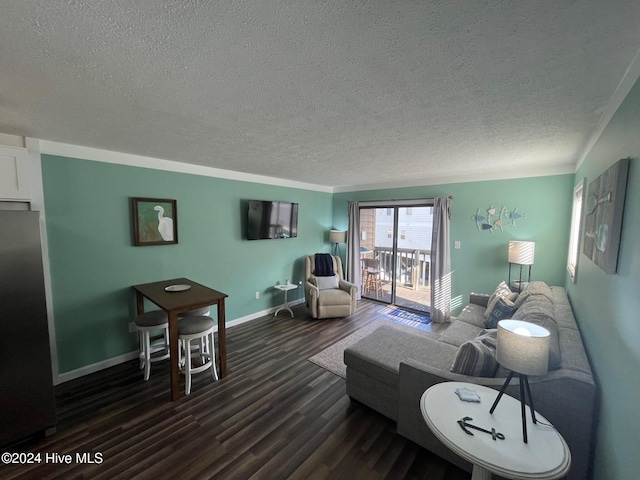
[0,209,56,446]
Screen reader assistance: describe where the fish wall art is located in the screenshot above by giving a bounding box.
[582,157,630,274]
[472,205,527,233]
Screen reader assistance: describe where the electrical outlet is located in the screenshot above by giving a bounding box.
[128,322,136,333]
[255,291,260,299]
[454,241,461,249]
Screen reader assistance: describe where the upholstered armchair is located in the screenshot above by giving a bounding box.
[304,254,357,319]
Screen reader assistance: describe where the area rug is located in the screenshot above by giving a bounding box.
[386,307,431,325]
[308,317,419,378]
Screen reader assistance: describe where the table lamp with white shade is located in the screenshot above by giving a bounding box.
[508,241,535,292]
[489,319,550,443]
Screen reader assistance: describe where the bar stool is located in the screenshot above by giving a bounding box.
[179,306,212,353]
[178,315,218,395]
[363,258,382,299]
[178,306,211,318]
[134,310,170,381]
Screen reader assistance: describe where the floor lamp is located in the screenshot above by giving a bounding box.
[508,241,535,292]
[329,230,346,257]
[489,320,550,443]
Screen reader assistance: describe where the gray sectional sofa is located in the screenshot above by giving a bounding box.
[344,281,597,480]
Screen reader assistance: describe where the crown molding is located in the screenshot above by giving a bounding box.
[332,163,577,193]
[38,140,333,193]
[576,45,640,171]
[37,139,579,195]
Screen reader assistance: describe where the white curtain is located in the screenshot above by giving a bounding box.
[430,196,452,323]
[347,201,361,300]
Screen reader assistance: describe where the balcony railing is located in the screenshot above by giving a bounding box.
[365,247,431,290]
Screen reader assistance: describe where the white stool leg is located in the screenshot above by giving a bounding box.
[210,330,218,381]
[138,332,145,370]
[184,338,192,395]
[204,334,211,356]
[143,331,152,381]
[199,337,206,366]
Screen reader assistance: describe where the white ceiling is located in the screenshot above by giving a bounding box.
[1,1,640,191]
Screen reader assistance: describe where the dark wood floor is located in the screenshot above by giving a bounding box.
[3,300,470,480]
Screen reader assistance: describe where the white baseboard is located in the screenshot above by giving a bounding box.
[55,351,139,385]
[54,299,306,385]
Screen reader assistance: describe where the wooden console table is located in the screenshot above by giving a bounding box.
[132,277,228,401]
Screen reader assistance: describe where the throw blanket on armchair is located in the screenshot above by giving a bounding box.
[315,253,335,276]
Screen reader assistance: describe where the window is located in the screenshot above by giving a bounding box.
[567,179,585,282]
[406,207,413,215]
[400,229,406,240]
[387,228,392,239]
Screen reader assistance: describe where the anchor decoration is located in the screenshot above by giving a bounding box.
[472,205,527,233]
[457,416,505,441]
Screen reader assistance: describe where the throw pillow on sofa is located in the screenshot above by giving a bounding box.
[484,297,517,329]
[484,281,518,318]
[451,330,499,377]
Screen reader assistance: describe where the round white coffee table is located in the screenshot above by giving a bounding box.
[421,382,571,480]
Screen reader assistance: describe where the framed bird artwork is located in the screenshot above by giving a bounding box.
[132,197,178,246]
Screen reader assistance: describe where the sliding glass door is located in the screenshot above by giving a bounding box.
[359,203,433,313]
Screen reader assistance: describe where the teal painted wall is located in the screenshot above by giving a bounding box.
[334,174,574,314]
[566,78,640,479]
[36,79,640,477]
[42,155,333,373]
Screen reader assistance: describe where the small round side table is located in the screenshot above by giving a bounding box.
[421,382,571,480]
[274,284,298,318]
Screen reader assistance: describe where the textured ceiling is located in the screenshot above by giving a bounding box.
[1,1,640,190]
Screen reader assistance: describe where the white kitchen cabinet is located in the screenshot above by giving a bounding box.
[0,145,31,200]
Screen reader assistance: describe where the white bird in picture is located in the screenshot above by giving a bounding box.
[154,206,174,241]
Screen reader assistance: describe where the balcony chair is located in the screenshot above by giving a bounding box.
[363,258,382,299]
[304,254,357,319]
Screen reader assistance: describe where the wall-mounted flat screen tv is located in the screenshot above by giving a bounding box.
[247,200,298,240]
